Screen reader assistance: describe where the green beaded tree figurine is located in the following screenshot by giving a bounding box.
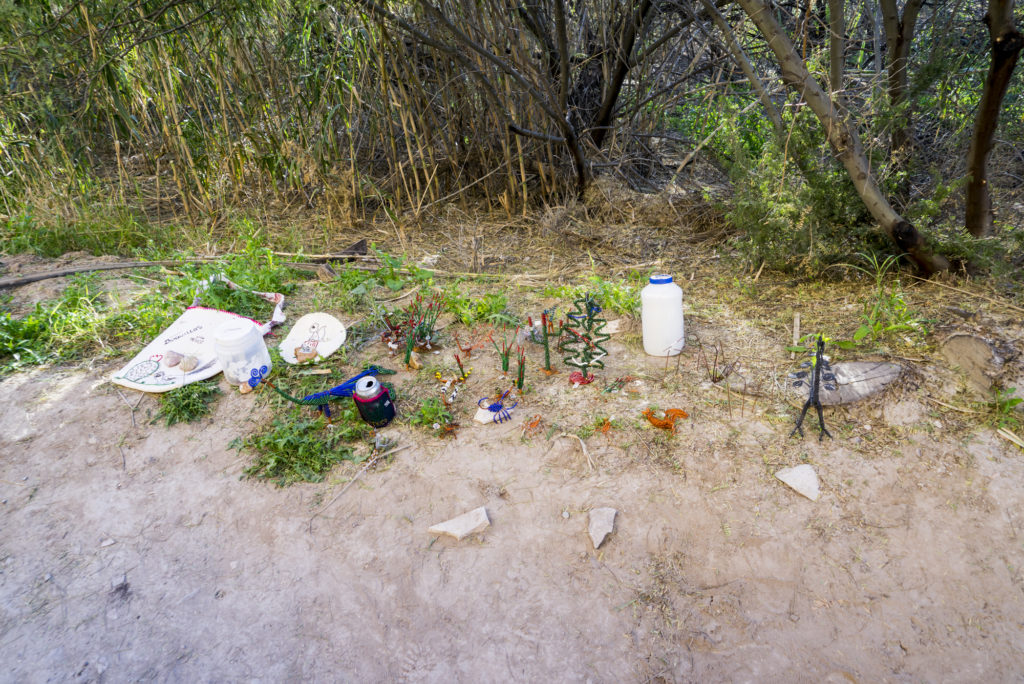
[560,294,610,384]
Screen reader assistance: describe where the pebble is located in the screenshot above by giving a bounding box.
[428,507,490,541]
[775,464,820,501]
[588,507,617,549]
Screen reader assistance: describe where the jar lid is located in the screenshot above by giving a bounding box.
[649,274,673,285]
[215,318,256,345]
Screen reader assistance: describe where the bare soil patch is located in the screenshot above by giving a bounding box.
[2,223,1024,681]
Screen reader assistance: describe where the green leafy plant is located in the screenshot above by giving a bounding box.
[0,309,50,370]
[409,397,454,435]
[242,400,368,481]
[848,252,926,343]
[576,414,620,440]
[445,288,510,325]
[240,413,362,486]
[369,246,432,292]
[544,276,641,316]
[990,387,1023,429]
[154,379,221,426]
[199,280,277,320]
[240,364,374,485]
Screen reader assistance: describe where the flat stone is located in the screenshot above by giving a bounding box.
[428,507,490,541]
[940,333,999,396]
[775,465,820,501]
[473,405,515,424]
[790,362,901,406]
[588,507,617,549]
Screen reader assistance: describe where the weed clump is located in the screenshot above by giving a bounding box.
[0,309,50,371]
[409,397,455,437]
[155,379,221,426]
[240,366,373,486]
[543,276,642,316]
[240,407,367,486]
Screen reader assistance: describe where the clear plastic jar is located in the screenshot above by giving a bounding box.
[214,318,272,385]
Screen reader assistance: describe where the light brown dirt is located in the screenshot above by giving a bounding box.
[3,310,1024,681]
[3,229,1024,681]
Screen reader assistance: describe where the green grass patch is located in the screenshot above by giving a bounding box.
[1,212,180,258]
[154,379,222,426]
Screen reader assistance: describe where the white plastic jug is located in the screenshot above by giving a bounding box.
[641,274,684,356]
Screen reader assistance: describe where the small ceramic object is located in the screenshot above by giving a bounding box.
[279,313,346,365]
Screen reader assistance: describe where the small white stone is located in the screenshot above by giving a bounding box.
[429,507,490,541]
[775,464,820,501]
[588,507,617,549]
[473,405,513,424]
[100,538,116,547]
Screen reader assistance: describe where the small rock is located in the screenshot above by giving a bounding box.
[100,538,117,547]
[162,350,184,367]
[562,510,570,519]
[472,406,512,424]
[775,465,820,501]
[588,507,617,549]
[428,507,490,541]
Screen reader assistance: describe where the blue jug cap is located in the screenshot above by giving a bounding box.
[649,274,673,285]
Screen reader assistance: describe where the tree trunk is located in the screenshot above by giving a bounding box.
[965,0,1023,237]
[736,0,949,274]
[589,0,655,149]
[828,0,845,109]
[879,0,923,155]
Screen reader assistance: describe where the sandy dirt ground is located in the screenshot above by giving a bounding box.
[3,318,1024,682]
[3,240,1024,681]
